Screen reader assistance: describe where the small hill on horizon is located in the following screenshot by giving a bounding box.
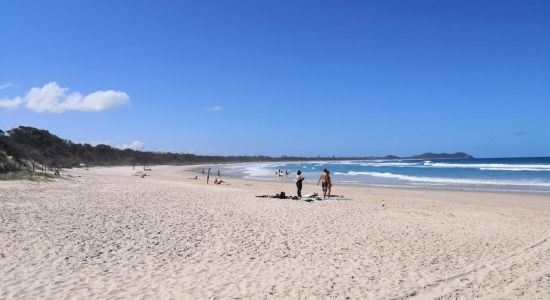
[408,152,474,160]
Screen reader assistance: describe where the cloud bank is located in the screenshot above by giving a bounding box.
[0,82,130,113]
[0,97,23,110]
[118,140,145,151]
[0,82,14,90]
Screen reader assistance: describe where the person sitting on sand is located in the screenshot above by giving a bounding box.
[296,170,305,198]
[214,177,226,185]
[317,169,329,199]
[189,175,198,180]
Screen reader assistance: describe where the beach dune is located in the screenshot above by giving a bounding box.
[1,165,550,299]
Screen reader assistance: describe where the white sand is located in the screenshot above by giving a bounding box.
[1,165,550,299]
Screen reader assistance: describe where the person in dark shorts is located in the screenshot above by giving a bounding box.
[317,168,329,199]
[326,170,332,197]
[296,170,305,198]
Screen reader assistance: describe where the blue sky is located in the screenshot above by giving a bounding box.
[1,0,549,157]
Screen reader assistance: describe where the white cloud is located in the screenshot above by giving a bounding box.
[0,97,23,110]
[0,82,14,90]
[118,140,145,151]
[0,82,130,113]
[204,105,222,112]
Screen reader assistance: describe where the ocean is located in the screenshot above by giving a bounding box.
[216,157,550,193]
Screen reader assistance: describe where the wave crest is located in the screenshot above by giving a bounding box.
[431,163,550,172]
[336,171,550,187]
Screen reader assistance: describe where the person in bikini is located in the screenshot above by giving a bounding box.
[317,169,329,199]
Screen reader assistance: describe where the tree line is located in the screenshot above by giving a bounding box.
[0,126,326,171]
[0,126,473,174]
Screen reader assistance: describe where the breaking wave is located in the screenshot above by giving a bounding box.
[334,171,550,187]
[430,163,550,172]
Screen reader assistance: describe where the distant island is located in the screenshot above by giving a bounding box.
[402,152,474,160]
[0,126,473,174]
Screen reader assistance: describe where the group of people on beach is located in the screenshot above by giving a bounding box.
[276,169,290,179]
[199,166,333,198]
[295,168,332,199]
[202,168,226,185]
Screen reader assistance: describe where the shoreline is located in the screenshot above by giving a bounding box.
[180,165,550,207]
[187,163,550,196]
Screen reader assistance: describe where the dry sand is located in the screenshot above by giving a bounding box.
[1,165,550,299]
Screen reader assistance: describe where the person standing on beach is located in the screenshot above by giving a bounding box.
[207,168,211,184]
[317,169,329,199]
[296,170,305,198]
[326,170,332,198]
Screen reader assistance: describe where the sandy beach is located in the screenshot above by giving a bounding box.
[1,165,550,299]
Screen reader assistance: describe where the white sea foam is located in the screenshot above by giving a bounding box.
[430,163,550,172]
[294,161,550,172]
[335,171,550,187]
[243,163,284,177]
[479,167,550,172]
[359,162,418,167]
